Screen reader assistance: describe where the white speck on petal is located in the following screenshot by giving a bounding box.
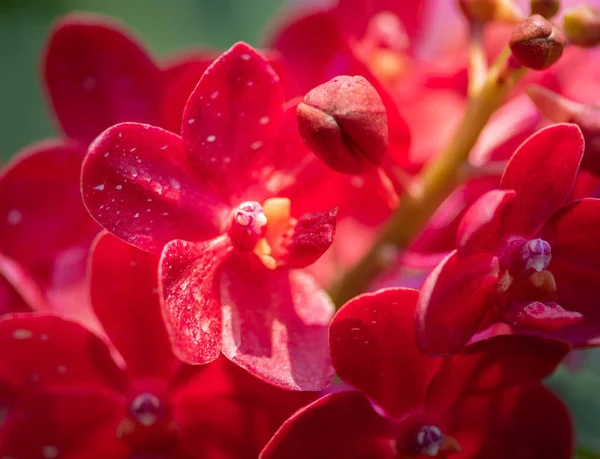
[241,53,251,60]
[40,334,49,341]
[211,91,219,99]
[118,133,123,138]
[57,365,67,374]
[188,118,195,125]
[93,184,105,191]
[134,213,140,218]
[115,185,123,190]
[162,212,169,216]
[250,141,264,150]
[7,209,22,225]
[246,81,254,87]
[160,145,168,150]
[147,198,152,202]
[12,329,32,340]
[259,116,270,125]
[207,135,216,143]
[104,152,110,157]
[42,445,59,459]
[170,178,181,190]
[130,147,137,153]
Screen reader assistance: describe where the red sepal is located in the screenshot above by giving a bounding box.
[160,237,232,365]
[182,42,285,200]
[447,386,573,459]
[500,123,584,237]
[90,232,176,379]
[330,288,440,417]
[416,251,500,356]
[260,391,394,459]
[426,335,570,414]
[43,13,162,144]
[82,123,228,253]
[0,387,126,459]
[0,314,126,403]
[456,189,515,257]
[220,253,334,390]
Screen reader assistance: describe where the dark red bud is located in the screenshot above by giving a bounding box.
[563,6,600,48]
[297,75,388,175]
[530,0,560,19]
[459,0,524,24]
[509,15,566,70]
[528,85,600,175]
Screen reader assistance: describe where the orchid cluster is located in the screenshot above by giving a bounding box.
[2,0,600,457]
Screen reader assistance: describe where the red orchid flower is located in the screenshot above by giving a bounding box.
[417,123,600,355]
[0,13,217,326]
[82,42,337,391]
[261,288,572,459]
[0,232,315,458]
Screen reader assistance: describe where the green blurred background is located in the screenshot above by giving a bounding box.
[0,0,599,456]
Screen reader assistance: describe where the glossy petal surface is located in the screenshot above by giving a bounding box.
[448,386,572,459]
[182,42,285,200]
[331,288,440,417]
[260,391,394,459]
[0,141,98,293]
[220,253,334,390]
[44,13,161,143]
[426,335,569,414]
[0,388,126,459]
[82,123,227,253]
[90,232,176,379]
[160,237,232,365]
[456,190,515,257]
[416,251,500,356]
[0,314,125,403]
[500,124,584,237]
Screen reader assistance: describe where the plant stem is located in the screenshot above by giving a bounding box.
[329,48,526,307]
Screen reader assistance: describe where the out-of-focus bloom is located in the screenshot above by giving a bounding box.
[509,14,566,70]
[82,43,337,390]
[0,233,315,458]
[563,5,600,47]
[417,124,600,355]
[261,288,572,459]
[459,0,524,24]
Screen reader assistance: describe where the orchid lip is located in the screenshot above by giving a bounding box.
[130,392,162,427]
[412,424,445,456]
[519,238,552,273]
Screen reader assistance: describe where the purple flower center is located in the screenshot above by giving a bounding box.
[519,238,552,274]
[228,201,267,251]
[412,424,445,456]
[130,392,163,427]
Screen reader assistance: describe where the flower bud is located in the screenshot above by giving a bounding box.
[459,0,524,24]
[563,5,600,48]
[297,76,388,175]
[509,15,566,70]
[527,85,600,175]
[530,0,560,19]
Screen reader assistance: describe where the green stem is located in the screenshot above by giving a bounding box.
[328,48,526,307]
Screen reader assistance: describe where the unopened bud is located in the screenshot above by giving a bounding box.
[459,0,524,24]
[563,5,600,48]
[297,76,388,175]
[530,0,560,19]
[509,15,566,70]
[528,85,600,175]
